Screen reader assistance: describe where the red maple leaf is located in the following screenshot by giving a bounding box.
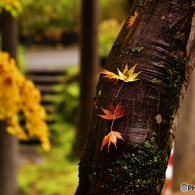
[97,101,125,120]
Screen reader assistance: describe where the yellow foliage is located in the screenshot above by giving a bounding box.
[1,0,21,9]
[0,0,22,16]
[98,19,122,56]
[0,51,50,151]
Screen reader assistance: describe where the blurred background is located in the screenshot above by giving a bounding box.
[0,0,195,195]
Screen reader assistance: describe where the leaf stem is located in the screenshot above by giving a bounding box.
[110,111,116,131]
[114,81,124,98]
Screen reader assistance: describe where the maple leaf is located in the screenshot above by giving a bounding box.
[100,64,141,83]
[127,11,139,28]
[117,64,141,82]
[101,131,124,152]
[99,68,120,83]
[97,101,125,120]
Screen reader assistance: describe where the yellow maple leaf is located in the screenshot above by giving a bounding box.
[127,11,139,28]
[101,131,124,152]
[117,64,141,82]
[99,68,120,83]
[100,64,141,83]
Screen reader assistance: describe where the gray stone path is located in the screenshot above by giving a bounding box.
[23,45,80,70]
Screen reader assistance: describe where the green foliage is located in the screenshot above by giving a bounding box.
[0,0,21,16]
[100,0,128,22]
[98,0,128,57]
[18,123,78,195]
[19,0,128,33]
[99,19,122,57]
[17,45,26,73]
[19,0,81,32]
[0,0,32,16]
[56,65,80,124]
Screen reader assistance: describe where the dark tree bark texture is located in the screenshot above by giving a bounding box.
[0,10,19,195]
[0,121,18,195]
[1,10,18,58]
[72,0,99,158]
[76,0,194,195]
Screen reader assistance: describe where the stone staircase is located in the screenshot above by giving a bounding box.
[21,69,66,143]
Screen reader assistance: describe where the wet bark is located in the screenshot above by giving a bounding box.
[76,0,194,195]
[0,10,19,195]
[72,0,99,159]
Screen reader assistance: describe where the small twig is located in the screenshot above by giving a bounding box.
[114,81,124,98]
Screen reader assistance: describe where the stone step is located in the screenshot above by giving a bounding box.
[36,85,63,94]
[27,75,63,85]
[20,68,66,144]
[26,69,66,76]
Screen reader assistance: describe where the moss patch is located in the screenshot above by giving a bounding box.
[100,134,170,194]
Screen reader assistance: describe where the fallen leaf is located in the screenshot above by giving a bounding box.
[117,64,141,82]
[100,64,141,83]
[101,131,124,152]
[99,68,120,83]
[127,11,139,28]
[97,101,125,120]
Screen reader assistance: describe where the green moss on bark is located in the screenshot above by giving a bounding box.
[163,53,186,119]
[99,134,170,195]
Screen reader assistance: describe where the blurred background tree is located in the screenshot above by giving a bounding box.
[0,1,49,195]
[0,2,20,194]
[173,70,195,189]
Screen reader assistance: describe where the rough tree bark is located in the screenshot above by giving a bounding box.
[0,10,19,195]
[76,0,195,194]
[72,0,99,158]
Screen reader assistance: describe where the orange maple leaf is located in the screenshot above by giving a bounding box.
[127,11,139,28]
[97,101,125,120]
[101,131,124,152]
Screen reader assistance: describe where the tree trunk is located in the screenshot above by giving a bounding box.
[76,0,195,194]
[1,10,18,58]
[0,10,19,195]
[0,121,19,195]
[173,69,195,189]
[72,0,99,159]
